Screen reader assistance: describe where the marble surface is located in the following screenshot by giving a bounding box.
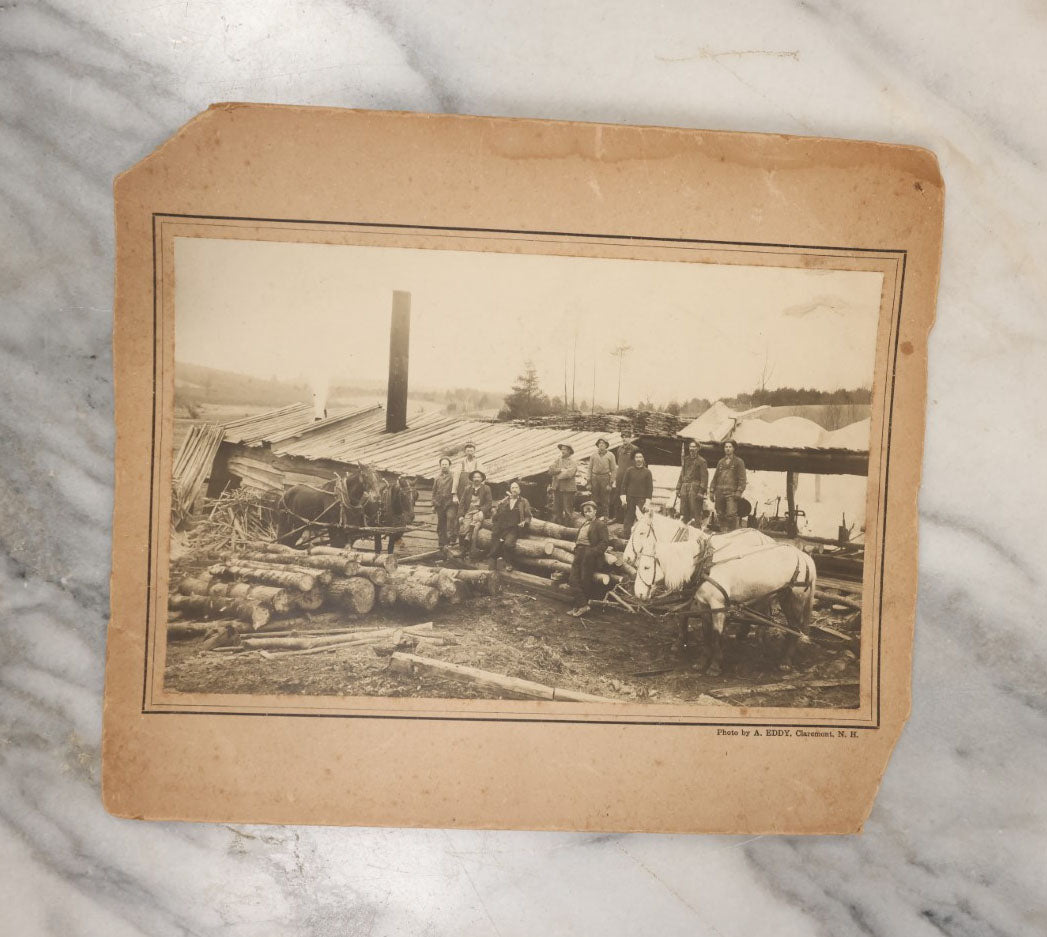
[2,1,1046,934]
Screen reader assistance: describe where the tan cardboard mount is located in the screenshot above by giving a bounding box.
[104,105,942,832]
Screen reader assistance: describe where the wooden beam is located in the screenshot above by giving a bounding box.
[389,652,614,702]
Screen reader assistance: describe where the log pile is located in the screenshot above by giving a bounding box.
[475,519,628,593]
[169,541,498,637]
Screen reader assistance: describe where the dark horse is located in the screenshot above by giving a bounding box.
[376,475,418,554]
[275,468,382,548]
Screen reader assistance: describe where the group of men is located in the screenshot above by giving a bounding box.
[674,438,748,532]
[428,434,747,613]
[546,437,656,538]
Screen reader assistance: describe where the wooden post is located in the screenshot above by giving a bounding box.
[386,290,411,433]
[786,470,797,537]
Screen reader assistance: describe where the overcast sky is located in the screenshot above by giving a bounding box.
[175,237,883,406]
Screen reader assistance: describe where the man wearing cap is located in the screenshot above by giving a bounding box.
[486,480,532,570]
[676,440,709,525]
[568,500,610,616]
[458,468,493,558]
[619,449,654,538]
[587,438,617,518]
[614,433,641,523]
[432,457,457,551]
[548,443,578,525]
[711,440,747,531]
[453,442,486,503]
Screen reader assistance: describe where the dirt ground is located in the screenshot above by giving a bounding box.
[163,583,861,708]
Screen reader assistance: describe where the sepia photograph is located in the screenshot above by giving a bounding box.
[163,230,883,711]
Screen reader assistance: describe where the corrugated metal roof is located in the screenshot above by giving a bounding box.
[223,405,622,483]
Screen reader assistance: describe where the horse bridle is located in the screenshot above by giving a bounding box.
[634,519,662,594]
[635,516,715,596]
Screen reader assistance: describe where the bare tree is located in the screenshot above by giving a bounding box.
[610,342,632,411]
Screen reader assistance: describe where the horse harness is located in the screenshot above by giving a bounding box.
[278,475,378,538]
[700,545,813,610]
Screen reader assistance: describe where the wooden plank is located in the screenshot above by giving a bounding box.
[389,652,614,703]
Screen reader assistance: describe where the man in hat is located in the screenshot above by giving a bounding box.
[676,440,709,525]
[458,468,492,558]
[568,500,610,616]
[548,443,578,525]
[711,440,747,531]
[587,438,617,518]
[486,479,532,570]
[614,433,641,523]
[619,449,653,538]
[432,456,457,551]
[453,442,486,503]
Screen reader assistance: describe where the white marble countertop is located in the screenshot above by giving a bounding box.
[2,2,1045,934]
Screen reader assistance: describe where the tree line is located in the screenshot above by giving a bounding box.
[498,360,872,420]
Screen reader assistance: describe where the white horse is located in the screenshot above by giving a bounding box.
[628,511,817,675]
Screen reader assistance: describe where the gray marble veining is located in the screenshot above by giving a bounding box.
[2,1,1045,934]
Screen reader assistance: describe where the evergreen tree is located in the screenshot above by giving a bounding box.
[501,361,552,419]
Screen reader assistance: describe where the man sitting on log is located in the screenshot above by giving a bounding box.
[486,479,532,570]
[458,469,493,560]
[568,500,610,617]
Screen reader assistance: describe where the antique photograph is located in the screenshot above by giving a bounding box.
[164,232,882,710]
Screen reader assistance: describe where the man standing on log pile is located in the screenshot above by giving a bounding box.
[711,439,747,531]
[587,438,617,519]
[433,457,457,554]
[547,443,578,525]
[619,449,653,538]
[568,500,610,617]
[453,442,486,502]
[486,479,532,571]
[676,440,708,525]
[614,433,641,524]
[458,469,492,559]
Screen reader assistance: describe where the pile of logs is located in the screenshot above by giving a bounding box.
[168,540,500,631]
[478,516,634,590]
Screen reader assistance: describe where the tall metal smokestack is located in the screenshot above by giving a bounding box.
[386,290,411,433]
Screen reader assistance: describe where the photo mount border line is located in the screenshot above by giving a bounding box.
[142,213,905,730]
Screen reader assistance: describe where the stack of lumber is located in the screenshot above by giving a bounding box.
[621,409,684,436]
[171,421,224,527]
[169,540,499,633]
[510,412,634,435]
